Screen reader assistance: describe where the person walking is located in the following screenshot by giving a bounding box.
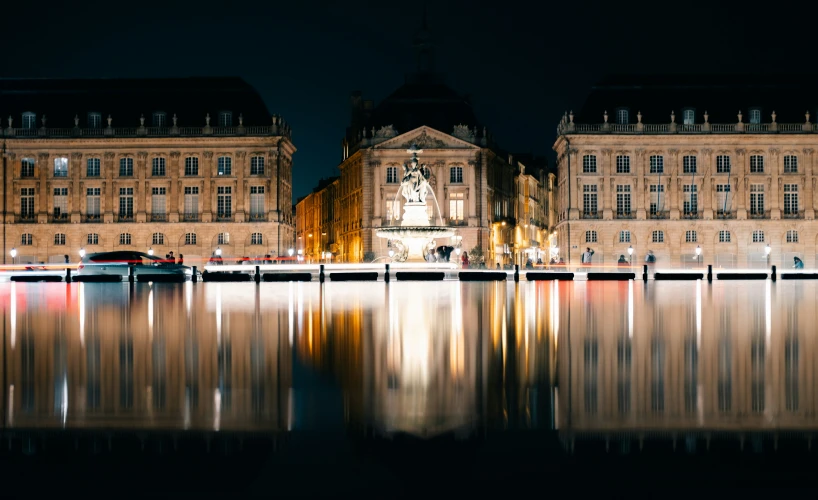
[793,256,805,269]
[581,247,594,271]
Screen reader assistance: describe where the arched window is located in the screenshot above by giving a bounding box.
[120,233,132,245]
[152,233,165,245]
[251,233,263,245]
[54,233,66,246]
[21,234,33,246]
[184,233,197,245]
[217,232,229,245]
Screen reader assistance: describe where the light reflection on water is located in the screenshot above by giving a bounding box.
[0,280,817,439]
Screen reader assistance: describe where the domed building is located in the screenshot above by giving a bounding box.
[297,15,555,266]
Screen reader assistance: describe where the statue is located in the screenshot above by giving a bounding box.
[400,153,429,204]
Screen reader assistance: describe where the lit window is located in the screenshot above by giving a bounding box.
[749,108,762,124]
[54,157,68,177]
[652,230,664,243]
[683,109,695,125]
[449,192,464,221]
[21,158,35,178]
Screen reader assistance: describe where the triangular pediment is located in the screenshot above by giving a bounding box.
[373,126,479,150]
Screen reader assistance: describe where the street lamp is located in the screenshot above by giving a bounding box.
[695,245,702,266]
[10,247,17,264]
[765,243,771,265]
[147,247,154,256]
[215,246,222,257]
[288,248,294,257]
[628,245,633,265]
[79,248,86,258]
[388,249,394,258]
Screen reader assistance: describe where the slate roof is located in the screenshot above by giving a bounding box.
[577,74,818,124]
[0,77,272,128]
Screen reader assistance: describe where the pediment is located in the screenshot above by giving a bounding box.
[373,126,479,150]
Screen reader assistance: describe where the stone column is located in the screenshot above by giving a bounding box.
[235,151,246,222]
[71,152,82,222]
[360,150,373,256]
[202,151,213,222]
[268,149,279,221]
[769,148,780,219]
[804,148,815,220]
[136,152,147,222]
[37,152,49,223]
[169,152,180,223]
[733,149,745,218]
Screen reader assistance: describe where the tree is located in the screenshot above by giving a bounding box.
[469,245,485,265]
[363,251,376,263]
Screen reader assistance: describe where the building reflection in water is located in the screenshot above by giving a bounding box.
[2,280,818,443]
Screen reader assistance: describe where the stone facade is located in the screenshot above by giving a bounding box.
[0,79,295,266]
[555,117,818,269]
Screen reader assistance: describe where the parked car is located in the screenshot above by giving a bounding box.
[77,251,198,280]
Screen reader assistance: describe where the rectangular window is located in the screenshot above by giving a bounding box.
[86,158,101,177]
[749,109,762,124]
[616,185,631,216]
[120,233,132,245]
[184,233,197,245]
[582,155,597,174]
[119,158,133,177]
[184,187,199,220]
[385,200,400,221]
[716,184,731,215]
[87,233,99,245]
[22,112,36,129]
[616,109,629,124]
[250,186,265,218]
[119,187,134,219]
[250,156,265,175]
[649,155,664,174]
[21,234,32,245]
[685,230,697,243]
[784,184,799,215]
[21,158,35,178]
[53,188,68,219]
[450,166,463,183]
[54,233,66,246]
[716,155,731,173]
[615,155,630,174]
[86,188,101,219]
[585,230,597,243]
[219,111,232,127]
[652,230,664,243]
[750,184,765,216]
[386,166,398,184]
[152,157,166,176]
[784,155,798,173]
[619,230,631,243]
[449,192,464,221]
[682,155,697,174]
[683,184,698,217]
[719,230,731,243]
[54,157,68,177]
[750,155,764,173]
[151,187,166,218]
[20,188,35,219]
[683,109,695,125]
[582,185,598,216]
[217,186,232,218]
[752,230,765,243]
[649,184,665,215]
[218,157,232,176]
[88,113,102,128]
[787,230,799,243]
[184,157,199,176]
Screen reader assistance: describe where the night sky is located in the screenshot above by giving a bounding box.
[3,0,816,200]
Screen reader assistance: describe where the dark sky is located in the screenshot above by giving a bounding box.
[3,0,816,200]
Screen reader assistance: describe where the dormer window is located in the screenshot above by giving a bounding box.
[749,108,762,124]
[21,112,36,129]
[87,112,102,128]
[153,112,166,127]
[682,108,695,125]
[615,108,629,124]
[218,111,232,127]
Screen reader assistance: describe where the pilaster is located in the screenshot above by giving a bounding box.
[202,151,213,222]
[235,151,246,222]
[71,152,82,223]
[169,152,180,222]
[804,148,815,219]
[701,149,713,219]
[104,152,115,222]
[769,148,781,219]
[136,151,147,222]
[602,149,613,219]
[37,152,49,223]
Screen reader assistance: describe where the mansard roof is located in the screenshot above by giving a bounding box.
[577,74,818,124]
[0,77,272,128]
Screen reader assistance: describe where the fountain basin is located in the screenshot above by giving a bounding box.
[376,226,455,263]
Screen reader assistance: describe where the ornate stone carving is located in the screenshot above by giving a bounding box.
[452,124,472,140]
[401,130,446,149]
[375,125,398,138]
[601,149,612,156]
[203,151,214,159]
[71,152,83,160]
[104,152,115,160]
[38,153,50,162]
[804,148,814,155]
[170,151,181,159]
[736,148,746,156]
[137,152,148,160]
[702,148,712,155]
[769,148,780,156]
[236,151,246,160]
[6,152,15,161]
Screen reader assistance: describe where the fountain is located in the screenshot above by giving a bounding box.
[376,145,454,262]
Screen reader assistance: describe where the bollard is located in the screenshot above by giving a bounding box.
[514,264,520,282]
[128,265,135,283]
[65,267,72,283]
[319,264,325,283]
[254,265,261,283]
[384,263,390,283]
[192,266,198,283]
[643,264,648,282]
[771,265,777,282]
[707,264,713,283]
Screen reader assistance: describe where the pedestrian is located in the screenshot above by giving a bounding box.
[461,251,470,269]
[178,254,184,266]
[581,247,594,270]
[64,254,69,264]
[794,256,805,269]
[168,251,175,264]
[645,250,656,265]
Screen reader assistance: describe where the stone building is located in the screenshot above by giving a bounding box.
[0,77,295,266]
[553,75,818,269]
[295,176,339,262]
[296,17,554,266]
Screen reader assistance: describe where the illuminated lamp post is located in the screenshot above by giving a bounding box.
[695,245,702,266]
[79,248,86,258]
[765,243,771,266]
[628,245,633,266]
[10,247,17,265]
[288,248,294,258]
[147,247,154,256]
